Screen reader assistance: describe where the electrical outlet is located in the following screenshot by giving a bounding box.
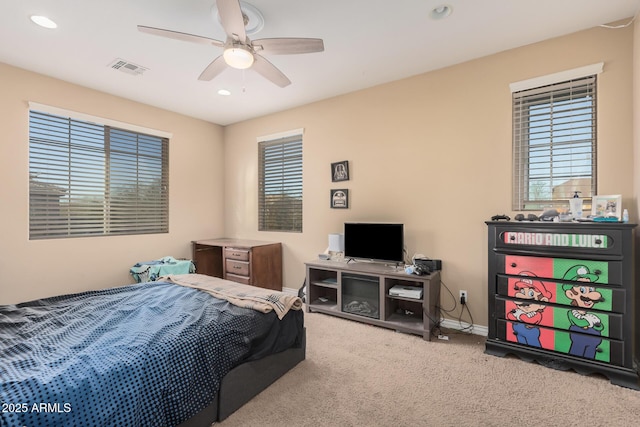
[459,290,468,305]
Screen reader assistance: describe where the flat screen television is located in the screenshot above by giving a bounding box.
[344,222,404,263]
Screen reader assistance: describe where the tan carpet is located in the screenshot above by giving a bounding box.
[219,311,640,426]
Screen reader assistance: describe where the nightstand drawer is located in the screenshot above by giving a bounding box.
[225,248,250,261]
[226,259,249,277]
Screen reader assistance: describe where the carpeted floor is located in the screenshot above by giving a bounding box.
[218,311,640,426]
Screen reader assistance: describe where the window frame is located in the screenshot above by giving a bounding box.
[511,66,601,211]
[258,130,303,233]
[28,106,170,239]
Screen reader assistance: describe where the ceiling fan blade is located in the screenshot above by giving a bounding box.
[252,54,291,87]
[216,0,246,41]
[252,38,325,55]
[138,25,224,47]
[198,55,228,81]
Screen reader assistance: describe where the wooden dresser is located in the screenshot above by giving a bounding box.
[192,238,283,291]
[485,221,638,389]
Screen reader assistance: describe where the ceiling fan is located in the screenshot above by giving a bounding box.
[138,0,324,87]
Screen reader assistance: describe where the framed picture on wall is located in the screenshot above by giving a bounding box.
[330,189,349,209]
[591,194,622,219]
[331,161,349,182]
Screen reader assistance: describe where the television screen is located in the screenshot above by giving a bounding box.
[344,223,404,263]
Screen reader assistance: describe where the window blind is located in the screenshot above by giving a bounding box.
[512,75,597,211]
[29,110,169,239]
[258,135,303,232]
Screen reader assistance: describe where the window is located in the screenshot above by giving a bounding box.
[512,75,597,211]
[29,109,169,239]
[258,132,303,232]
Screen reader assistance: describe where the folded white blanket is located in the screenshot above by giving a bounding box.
[160,273,302,320]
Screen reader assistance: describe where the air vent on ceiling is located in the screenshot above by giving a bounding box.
[109,58,148,76]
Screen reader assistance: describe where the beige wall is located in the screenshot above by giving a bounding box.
[0,62,226,304]
[223,24,634,327]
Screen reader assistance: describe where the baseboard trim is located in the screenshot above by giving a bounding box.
[440,319,488,337]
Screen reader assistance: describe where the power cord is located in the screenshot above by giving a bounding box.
[436,279,475,335]
[423,303,443,338]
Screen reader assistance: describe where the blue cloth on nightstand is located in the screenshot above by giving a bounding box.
[130,256,195,282]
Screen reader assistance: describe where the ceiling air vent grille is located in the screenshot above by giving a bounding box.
[109,58,148,76]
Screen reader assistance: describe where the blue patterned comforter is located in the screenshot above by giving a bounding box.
[0,281,302,427]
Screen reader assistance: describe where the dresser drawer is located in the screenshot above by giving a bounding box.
[226,259,249,277]
[495,275,626,313]
[225,273,251,285]
[492,226,625,257]
[496,319,624,366]
[225,248,250,261]
[495,296,624,339]
[494,254,624,286]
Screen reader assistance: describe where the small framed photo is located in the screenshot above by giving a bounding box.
[331,161,349,182]
[330,189,349,209]
[591,194,622,219]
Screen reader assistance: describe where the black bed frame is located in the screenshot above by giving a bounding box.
[178,328,306,426]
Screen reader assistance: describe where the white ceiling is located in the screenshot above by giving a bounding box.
[1,0,638,126]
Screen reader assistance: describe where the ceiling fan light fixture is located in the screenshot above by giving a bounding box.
[429,4,453,20]
[223,46,254,69]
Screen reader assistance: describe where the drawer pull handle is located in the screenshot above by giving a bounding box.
[594,239,602,245]
[234,266,242,269]
[594,269,602,275]
[511,263,517,268]
[510,235,516,241]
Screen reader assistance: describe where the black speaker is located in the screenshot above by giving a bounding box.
[414,258,442,272]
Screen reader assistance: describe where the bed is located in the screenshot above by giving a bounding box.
[0,274,305,427]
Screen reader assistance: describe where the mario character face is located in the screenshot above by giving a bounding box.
[564,284,603,309]
[513,299,547,314]
[513,273,551,312]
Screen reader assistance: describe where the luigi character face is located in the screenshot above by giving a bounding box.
[564,285,602,309]
[562,265,603,309]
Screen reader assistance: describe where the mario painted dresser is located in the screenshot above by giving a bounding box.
[485,221,639,389]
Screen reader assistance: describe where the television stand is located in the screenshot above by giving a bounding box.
[305,259,441,340]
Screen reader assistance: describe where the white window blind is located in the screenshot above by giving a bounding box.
[512,75,597,211]
[29,109,169,239]
[258,134,303,232]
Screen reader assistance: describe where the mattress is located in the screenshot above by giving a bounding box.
[0,280,303,427]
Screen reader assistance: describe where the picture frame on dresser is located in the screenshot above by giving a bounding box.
[591,194,622,219]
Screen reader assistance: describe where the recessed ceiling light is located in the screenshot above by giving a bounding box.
[217,89,231,96]
[30,15,58,29]
[430,4,453,20]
